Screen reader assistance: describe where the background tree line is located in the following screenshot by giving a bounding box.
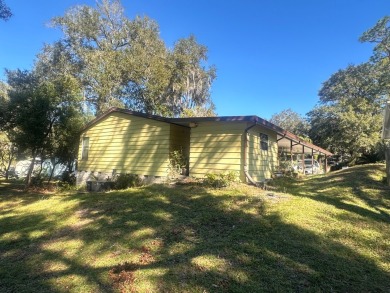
[270,16,390,165]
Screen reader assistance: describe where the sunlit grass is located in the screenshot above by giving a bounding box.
[0,164,389,292]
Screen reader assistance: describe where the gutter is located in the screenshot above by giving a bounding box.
[243,122,259,186]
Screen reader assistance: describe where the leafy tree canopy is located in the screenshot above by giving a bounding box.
[308,16,390,163]
[359,16,390,105]
[360,16,390,63]
[2,68,84,186]
[0,81,10,125]
[308,63,384,162]
[269,108,310,140]
[0,132,17,180]
[0,0,11,21]
[318,63,386,107]
[50,0,216,116]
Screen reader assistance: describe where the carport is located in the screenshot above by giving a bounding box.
[243,116,333,175]
[276,130,333,174]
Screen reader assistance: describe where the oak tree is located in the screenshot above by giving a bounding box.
[51,0,216,116]
[360,15,390,182]
[308,63,385,163]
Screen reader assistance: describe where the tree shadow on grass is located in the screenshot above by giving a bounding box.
[283,164,390,223]
[0,179,55,209]
[0,182,389,292]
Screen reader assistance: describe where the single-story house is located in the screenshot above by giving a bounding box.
[76,107,332,185]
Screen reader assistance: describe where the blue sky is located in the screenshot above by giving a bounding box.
[0,0,388,119]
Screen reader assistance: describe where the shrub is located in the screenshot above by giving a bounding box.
[168,149,188,177]
[31,175,44,187]
[56,171,78,191]
[114,173,142,189]
[278,160,294,173]
[203,171,238,188]
[61,171,76,185]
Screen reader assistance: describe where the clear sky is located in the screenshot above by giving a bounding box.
[0,0,388,119]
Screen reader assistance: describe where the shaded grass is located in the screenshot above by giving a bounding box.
[0,164,389,292]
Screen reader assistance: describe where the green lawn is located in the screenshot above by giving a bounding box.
[0,164,389,292]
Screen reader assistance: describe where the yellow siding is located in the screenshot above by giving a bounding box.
[78,112,170,177]
[247,125,278,181]
[78,112,279,182]
[189,121,245,178]
[189,121,278,182]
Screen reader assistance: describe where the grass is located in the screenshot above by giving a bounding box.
[0,164,389,292]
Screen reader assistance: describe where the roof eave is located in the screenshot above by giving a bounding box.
[80,107,333,156]
[80,107,174,133]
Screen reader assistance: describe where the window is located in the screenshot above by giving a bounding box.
[82,137,89,160]
[260,133,268,151]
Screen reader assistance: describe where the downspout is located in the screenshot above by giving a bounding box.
[244,122,259,186]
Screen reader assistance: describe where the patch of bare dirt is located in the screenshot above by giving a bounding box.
[109,262,137,293]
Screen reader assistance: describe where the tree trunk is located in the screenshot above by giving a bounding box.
[386,144,390,186]
[48,160,58,183]
[1,143,16,181]
[36,159,44,179]
[5,158,12,181]
[25,151,36,188]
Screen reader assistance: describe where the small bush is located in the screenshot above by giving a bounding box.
[168,149,188,177]
[114,173,142,189]
[56,171,77,191]
[278,160,295,173]
[31,175,45,187]
[204,171,238,188]
[61,171,77,185]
